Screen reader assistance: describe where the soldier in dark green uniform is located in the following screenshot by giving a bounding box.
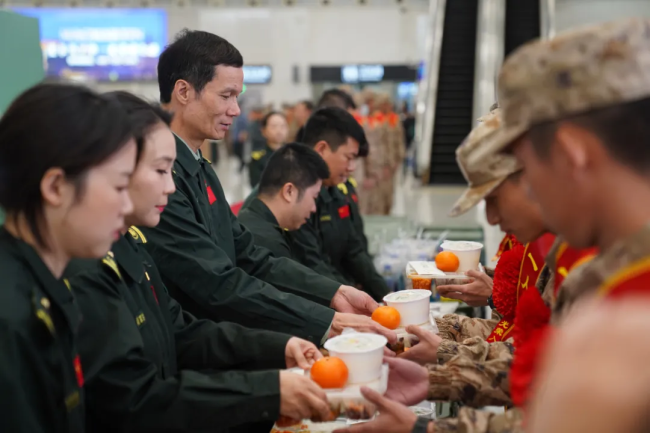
[239,143,347,283]
[243,109,386,300]
[294,107,389,301]
[248,111,288,187]
[0,84,137,432]
[339,176,369,253]
[66,93,329,432]
[296,90,370,254]
[144,30,395,345]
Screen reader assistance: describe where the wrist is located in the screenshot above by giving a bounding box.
[411,417,433,433]
[487,294,496,310]
[330,288,343,309]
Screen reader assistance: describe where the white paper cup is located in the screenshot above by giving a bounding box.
[324,333,387,384]
[440,241,483,273]
[383,290,432,327]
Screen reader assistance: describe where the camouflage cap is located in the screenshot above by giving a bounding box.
[449,108,522,217]
[468,18,650,164]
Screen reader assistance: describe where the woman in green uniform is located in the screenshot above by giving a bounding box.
[66,92,330,432]
[0,84,137,432]
[249,111,288,187]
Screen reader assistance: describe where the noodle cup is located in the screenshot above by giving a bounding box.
[440,241,483,273]
[384,290,431,327]
[324,333,387,384]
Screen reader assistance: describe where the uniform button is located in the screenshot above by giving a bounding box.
[41,297,50,309]
[262,411,269,418]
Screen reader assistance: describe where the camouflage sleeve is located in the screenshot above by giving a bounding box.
[435,313,501,343]
[427,350,512,407]
[433,407,523,433]
[394,122,406,164]
[437,337,514,364]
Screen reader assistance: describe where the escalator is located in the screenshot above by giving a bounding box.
[427,0,479,185]
[505,0,541,57]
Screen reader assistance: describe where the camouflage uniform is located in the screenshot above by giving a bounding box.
[428,262,553,432]
[358,112,391,215]
[379,107,406,214]
[430,18,650,433]
[435,311,502,343]
[554,224,650,324]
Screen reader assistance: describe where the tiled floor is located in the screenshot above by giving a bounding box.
[213,147,503,259]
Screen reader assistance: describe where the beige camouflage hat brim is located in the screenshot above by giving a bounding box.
[448,176,506,218]
[466,121,528,166]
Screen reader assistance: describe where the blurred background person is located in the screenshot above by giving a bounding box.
[291,100,314,142]
[249,111,289,187]
[282,103,297,142]
[376,93,405,215]
[231,106,250,173]
[247,106,267,152]
[358,89,391,215]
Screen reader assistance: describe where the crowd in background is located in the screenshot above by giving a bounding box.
[212,87,416,216]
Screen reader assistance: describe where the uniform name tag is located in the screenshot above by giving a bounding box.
[320,215,332,222]
[338,205,350,219]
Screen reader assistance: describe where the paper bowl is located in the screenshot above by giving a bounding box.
[383,290,431,327]
[440,240,483,272]
[324,333,387,384]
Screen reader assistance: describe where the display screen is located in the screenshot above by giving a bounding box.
[341,64,385,83]
[13,8,167,81]
[243,65,272,84]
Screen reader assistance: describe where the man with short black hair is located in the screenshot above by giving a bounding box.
[291,100,314,141]
[296,90,370,251]
[141,29,394,347]
[239,143,344,281]
[246,107,389,300]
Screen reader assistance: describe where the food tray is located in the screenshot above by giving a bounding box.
[313,363,389,421]
[406,261,472,292]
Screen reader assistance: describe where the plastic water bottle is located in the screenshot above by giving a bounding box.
[383,264,396,292]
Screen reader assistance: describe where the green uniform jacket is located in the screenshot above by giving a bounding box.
[311,186,389,301]
[0,228,84,433]
[65,231,291,432]
[339,177,368,253]
[238,197,348,284]
[139,135,338,344]
[248,145,274,188]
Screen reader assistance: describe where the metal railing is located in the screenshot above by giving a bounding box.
[414,0,446,177]
[540,0,557,38]
[472,0,506,122]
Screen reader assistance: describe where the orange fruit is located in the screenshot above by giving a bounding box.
[435,251,460,272]
[371,306,401,330]
[310,357,349,389]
